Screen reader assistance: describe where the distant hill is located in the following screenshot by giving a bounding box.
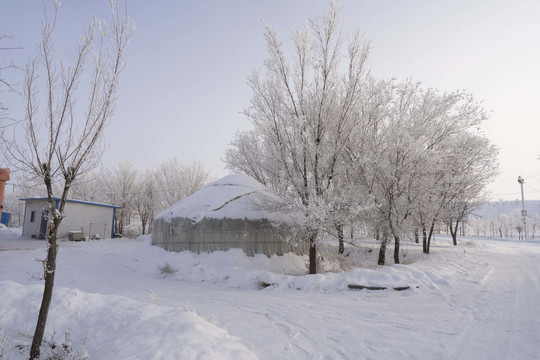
[473,200,540,219]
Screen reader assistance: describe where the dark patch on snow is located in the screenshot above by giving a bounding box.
[348,284,413,291]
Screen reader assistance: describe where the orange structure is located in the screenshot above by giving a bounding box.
[0,167,10,212]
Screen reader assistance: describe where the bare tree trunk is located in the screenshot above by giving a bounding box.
[309,231,317,274]
[422,227,428,254]
[141,218,147,235]
[414,229,419,244]
[451,220,459,245]
[426,221,436,254]
[378,230,388,265]
[377,240,387,265]
[29,231,58,359]
[29,167,75,358]
[393,234,400,264]
[337,224,344,254]
[449,224,457,245]
[450,229,457,246]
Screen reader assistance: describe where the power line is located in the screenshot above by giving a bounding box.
[526,172,540,180]
[492,189,540,196]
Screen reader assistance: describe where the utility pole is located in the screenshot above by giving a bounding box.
[518,176,527,240]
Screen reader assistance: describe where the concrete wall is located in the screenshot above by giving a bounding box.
[22,199,49,239]
[59,201,114,239]
[152,216,309,257]
[22,199,116,240]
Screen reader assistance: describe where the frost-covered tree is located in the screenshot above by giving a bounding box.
[226,1,370,273]
[0,2,133,357]
[58,158,208,236]
[228,1,498,267]
[68,172,102,202]
[414,103,498,252]
[442,177,493,247]
[134,169,158,235]
[496,213,511,238]
[347,79,497,262]
[154,157,209,211]
[348,80,449,264]
[99,160,138,236]
[0,32,20,122]
[226,129,275,187]
[509,208,526,240]
[531,214,540,239]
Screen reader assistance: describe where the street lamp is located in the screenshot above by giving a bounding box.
[518,176,527,240]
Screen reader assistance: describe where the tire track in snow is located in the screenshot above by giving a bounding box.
[451,244,540,359]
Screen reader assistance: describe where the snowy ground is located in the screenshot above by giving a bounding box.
[1,227,539,359]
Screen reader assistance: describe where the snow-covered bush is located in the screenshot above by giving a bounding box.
[157,262,179,276]
[40,329,89,360]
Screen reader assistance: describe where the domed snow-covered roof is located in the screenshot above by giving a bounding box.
[155,174,281,223]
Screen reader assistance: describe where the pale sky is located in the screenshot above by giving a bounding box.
[2,0,540,201]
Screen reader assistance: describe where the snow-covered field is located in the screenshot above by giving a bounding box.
[1,227,539,359]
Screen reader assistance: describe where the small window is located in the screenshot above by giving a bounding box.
[30,211,36,222]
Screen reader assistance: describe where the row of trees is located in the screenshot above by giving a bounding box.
[468,208,540,239]
[86,157,209,235]
[225,1,498,273]
[9,157,209,236]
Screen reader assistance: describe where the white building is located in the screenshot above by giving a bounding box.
[21,197,120,240]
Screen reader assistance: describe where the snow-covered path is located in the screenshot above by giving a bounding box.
[157,241,540,360]
[1,231,539,359]
[450,241,540,359]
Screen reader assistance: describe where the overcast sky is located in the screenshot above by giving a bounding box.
[2,0,540,201]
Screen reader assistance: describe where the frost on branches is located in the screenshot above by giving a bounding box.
[226,1,498,272]
[227,1,371,274]
[0,1,134,358]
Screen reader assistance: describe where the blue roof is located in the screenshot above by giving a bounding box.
[20,197,121,209]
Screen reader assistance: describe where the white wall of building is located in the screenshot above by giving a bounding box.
[22,199,117,240]
[59,201,115,239]
[21,199,49,239]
